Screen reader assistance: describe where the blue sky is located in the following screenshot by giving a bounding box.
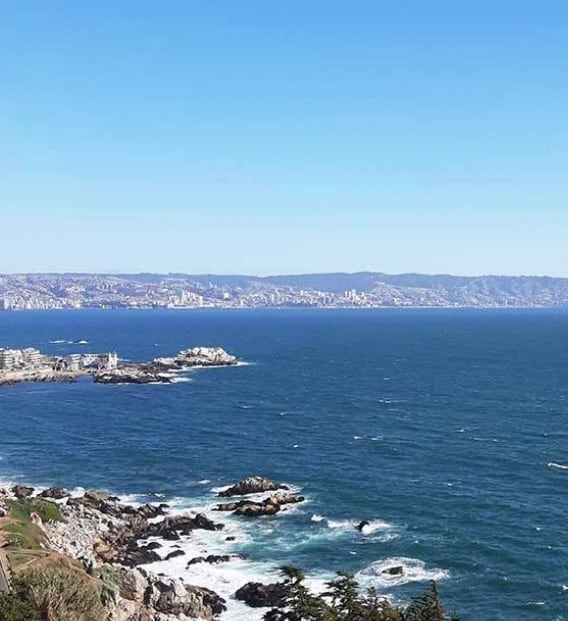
[1,0,567,276]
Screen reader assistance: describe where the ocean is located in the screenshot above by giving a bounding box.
[1,308,567,620]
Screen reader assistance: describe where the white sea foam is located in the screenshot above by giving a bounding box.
[310,515,394,540]
[356,557,450,589]
[197,479,211,485]
[548,462,568,470]
[49,339,66,344]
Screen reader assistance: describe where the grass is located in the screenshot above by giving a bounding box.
[1,499,64,570]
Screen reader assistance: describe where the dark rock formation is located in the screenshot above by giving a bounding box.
[39,487,69,500]
[218,476,288,498]
[186,554,247,567]
[216,491,305,518]
[356,520,370,532]
[235,581,290,608]
[165,549,185,561]
[382,565,404,576]
[11,485,34,498]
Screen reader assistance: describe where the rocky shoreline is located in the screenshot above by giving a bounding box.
[0,346,239,387]
[0,476,305,620]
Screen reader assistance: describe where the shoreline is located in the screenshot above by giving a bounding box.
[0,476,449,620]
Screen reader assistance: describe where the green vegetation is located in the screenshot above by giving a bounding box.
[2,499,63,551]
[95,564,120,607]
[18,560,106,621]
[0,588,40,621]
[263,566,459,621]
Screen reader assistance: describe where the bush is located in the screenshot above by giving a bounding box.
[18,562,107,621]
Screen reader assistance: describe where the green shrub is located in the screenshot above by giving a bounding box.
[19,563,107,621]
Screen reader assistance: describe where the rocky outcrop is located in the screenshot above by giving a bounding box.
[186,554,247,567]
[175,347,237,368]
[218,476,288,498]
[215,491,305,517]
[39,486,70,500]
[94,368,173,384]
[150,578,226,619]
[382,565,404,576]
[116,570,226,620]
[11,484,34,498]
[235,581,289,608]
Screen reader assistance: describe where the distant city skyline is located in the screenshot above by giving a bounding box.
[1,1,567,276]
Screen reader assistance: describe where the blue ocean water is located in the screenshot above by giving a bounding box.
[1,308,567,620]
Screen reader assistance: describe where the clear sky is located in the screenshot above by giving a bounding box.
[1,0,567,276]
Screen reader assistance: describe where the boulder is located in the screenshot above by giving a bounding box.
[164,549,185,561]
[11,485,34,498]
[122,503,169,519]
[382,565,404,576]
[146,513,223,539]
[235,581,289,608]
[218,476,288,498]
[216,491,304,517]
[121,544,162,567]
[356,520,370,532]
[39,487,69,500]
[234,502,281,517]
[187,554,247,567]
[150,578,226,619]
[119,568,149,603]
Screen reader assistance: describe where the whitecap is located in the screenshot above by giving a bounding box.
[548,462,568,470]
[356,557,450,589]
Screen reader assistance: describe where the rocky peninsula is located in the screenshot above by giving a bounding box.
[0,346,238,387]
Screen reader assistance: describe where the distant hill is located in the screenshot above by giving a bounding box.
[2,271,568,309]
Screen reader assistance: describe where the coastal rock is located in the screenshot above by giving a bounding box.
[119,568,150,603]
[266,491,305,506]
[175,346,237,368]
[122,503,169,520]
[235,581,289,608]
[94,368,173,385]
[186,554,247,567]
[145,513,224,539]
[122,544,162,567]
[39,486,69,500]
[69,490,123,517]
[382,565,404,576]
[356,520,370,532]
[215,492,304,517]
[234,502,281,517]
[218,476,288,497]
[150,578,226,619]
[164,549,185,561]
[11,484,34,498]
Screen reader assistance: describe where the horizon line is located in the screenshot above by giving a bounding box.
[2,270,568,280]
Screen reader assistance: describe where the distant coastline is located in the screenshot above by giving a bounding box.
[1,271,568,310]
